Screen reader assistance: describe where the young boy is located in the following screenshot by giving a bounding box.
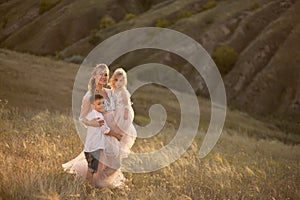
[84,94,110,186]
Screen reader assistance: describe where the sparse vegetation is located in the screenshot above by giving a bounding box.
[1,17,8,29]
[89,33,102,45]
[100,16,116,29]
[155,19,172,28]
[202,0,218,11]
[252,3,261,11]
[39,0,61,15]
[0,100,299,199]
[171,10,197,24]
[212,45,238,75]
[205,17,214,25]
[139,0,153,10]
[54,51,63,60]
[178,11,196,19]
[124,13,136,20]
[64,55,84,64]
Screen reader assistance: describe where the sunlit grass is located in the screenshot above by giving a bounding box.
[0,100,299,199]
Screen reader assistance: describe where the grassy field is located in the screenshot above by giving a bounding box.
[0,91,299,199]
[0,48,299,199]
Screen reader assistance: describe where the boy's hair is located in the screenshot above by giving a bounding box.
[90,94,104,104]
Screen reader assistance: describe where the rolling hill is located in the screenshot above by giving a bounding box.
[0,0,299,122]
[0,48,299,199]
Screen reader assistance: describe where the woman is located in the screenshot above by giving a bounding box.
[62,64,127,188]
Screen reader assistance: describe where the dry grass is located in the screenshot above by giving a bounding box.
[0,49,299,199]
[0,100,299,199]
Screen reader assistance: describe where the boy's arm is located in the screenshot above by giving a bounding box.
[82,110,100,127]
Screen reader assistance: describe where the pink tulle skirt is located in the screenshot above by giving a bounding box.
[104,108,137,158]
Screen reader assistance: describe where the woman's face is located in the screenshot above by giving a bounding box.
[94,69,109,86]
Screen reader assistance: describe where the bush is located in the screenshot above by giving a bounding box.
[202,0,218,11]
[39,0,61,15]
[212,45,238,75]
[2,17,8,29]
[64,55,84,64]
[89,34,102,45]
[178,11,196,19]
[155,19,172,28]
[252,3,260,10]
[100,16,116,29]
[124,13,136,20]
[54,51,63,60]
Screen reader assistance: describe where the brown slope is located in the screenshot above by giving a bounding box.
[0,0,156,55]
[224,1,300,104]
[223,0,295,54]
[0,0,40,42]
[0,48,78,112]
[60,0,201,57]
[232,21,300,118]
[0,0,169,55]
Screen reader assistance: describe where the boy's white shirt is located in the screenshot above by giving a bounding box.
[84,109,110,152]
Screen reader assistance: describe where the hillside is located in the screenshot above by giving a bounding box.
[0,48,77,113]
[0,0,299,121]
[0,48,298,143]
[0,49,299,199]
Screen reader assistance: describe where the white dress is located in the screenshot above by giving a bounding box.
[109,87,137,158]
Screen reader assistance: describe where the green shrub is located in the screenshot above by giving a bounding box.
[155,19,172,28]
[212,45,238,75]
[100,16,116,29]
[64,55,84,64]
[54,51,63,60]
[39,0,61,15]
[124,13,136,20]
[252,3,260,10]
[178,11,196,19]
[202,0,218,11]
[89,34,102,45]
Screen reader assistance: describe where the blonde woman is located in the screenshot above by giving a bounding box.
[62,64,126,188]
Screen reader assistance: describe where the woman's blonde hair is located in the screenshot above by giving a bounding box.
[88,63,109,94]
[109,68,127,89]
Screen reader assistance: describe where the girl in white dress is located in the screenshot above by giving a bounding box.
[108,68,137,158]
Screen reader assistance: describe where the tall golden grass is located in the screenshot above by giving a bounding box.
[0,100,299,199]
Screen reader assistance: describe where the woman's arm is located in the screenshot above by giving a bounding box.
[106,130,123,141]
[79,94,99,127]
